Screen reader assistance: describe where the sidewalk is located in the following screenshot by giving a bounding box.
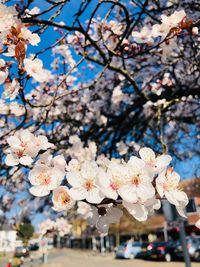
[0,253,13,267]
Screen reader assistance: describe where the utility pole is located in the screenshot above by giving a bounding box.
[162,200,191,267]
[179,219,191,267]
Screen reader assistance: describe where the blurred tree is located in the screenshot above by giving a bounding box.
[16,217,34,245]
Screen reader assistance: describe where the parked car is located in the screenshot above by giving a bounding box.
[29,243,39,251]
[193,248,200,262]
[145,241,180,262]
[187,236,200,260]
[137,242,149,259]
[172,237,200,261]
[115,241,142,259]
[14,246,29,257]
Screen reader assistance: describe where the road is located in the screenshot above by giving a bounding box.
[1,249,200,267]
[33,249,200,267]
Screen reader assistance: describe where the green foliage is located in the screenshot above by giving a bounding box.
[17,222,34,244]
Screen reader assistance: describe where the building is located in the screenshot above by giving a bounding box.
[0,230,17,252]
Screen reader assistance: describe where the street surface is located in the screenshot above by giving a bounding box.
[1,249,200,267]
[31,249,200,267]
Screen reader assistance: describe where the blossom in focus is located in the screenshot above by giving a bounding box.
[156,168,188,217]
[29,154,66,197]
[52,186,75,212]
[123,197,161,221]
[29,165,62,197]
[118,156,155,203]
[98,160,129,200]
[67,160,104,204]
[139,147,172,174]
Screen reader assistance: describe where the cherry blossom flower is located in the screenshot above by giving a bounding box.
[29,164,64,197]
[77,201,91,219]
[20,28,41,46]
[192,27,198,36]
[132,26,154,44]
[0,3,19,33]
[0,99,9,115]
[3,79,20,100]
[118,156,155,203]
[116,141,128,156]
[160,37,178,62]
[6,130,39,166]
[55,217,72,237]
[152,10,186,39]
[5,130,53,166]
[24,58,51,83]
[156,168,188,217]
[35,135,55,152]
[87,205,123,234]
[25,7,40,16]
[9,102,25,117]
[39,218,72,237]
[0,59,8,85]
[161,10,186,28]
[0,70,8,85]
[98,160,129,200]
[67,161,104,204]
[111,86,126,106]
[3,45,15,57]
[52,186,75,212]
[67,135,97,162]
[66,159,80,172]
[52,44,76,69]
[28,152,66,197]
[152,23,172,39]
[39,219,55,235]
[139,147,172,174]
[123,197,161,221]
[98,20,124,50]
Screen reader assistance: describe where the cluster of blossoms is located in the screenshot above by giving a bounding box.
[4,129,189,233]
[5,129,53,166]
[132,10,198,61]
[39,217,72,237]
[1,1,199,235]
[76,9,197,62]
[0,99,25,117]
[0,3,42,84]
